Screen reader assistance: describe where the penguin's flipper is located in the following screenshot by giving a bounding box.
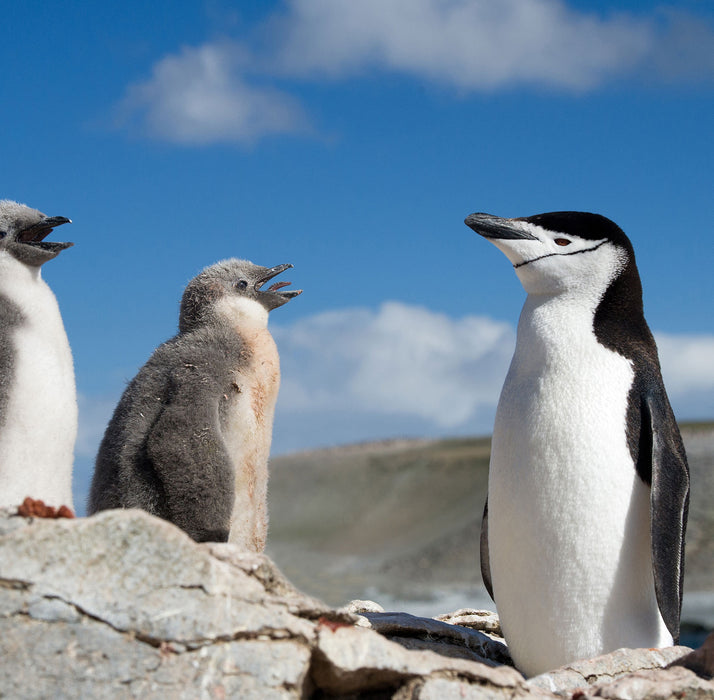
[480,498,494,601]
[642,390,690,644]
[145,373,235,543]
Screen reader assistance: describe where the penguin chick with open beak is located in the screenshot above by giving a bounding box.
[465,211,689,677]
[0,200,76,510]
[88,259,301,548]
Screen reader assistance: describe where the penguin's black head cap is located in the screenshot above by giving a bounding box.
[179,258,302,333]
[521,212,634,252]
[0,200,73,267]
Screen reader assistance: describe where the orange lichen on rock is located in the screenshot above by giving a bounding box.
[318,617,354,632]
[17,497,75,519]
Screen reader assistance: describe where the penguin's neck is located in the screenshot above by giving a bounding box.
[216,296,269,330]
[514,290,604,372]
[0,254,54,312]
[0,253,44,287]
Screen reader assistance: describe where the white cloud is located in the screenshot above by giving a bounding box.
[655,332,714,396]
[119,43,309,144]
[116,2,714,144]
[272,302,515,451]
[270,0,652,90]
[274,302,515,429]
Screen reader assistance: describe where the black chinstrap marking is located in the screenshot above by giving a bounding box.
[512,239,608,269]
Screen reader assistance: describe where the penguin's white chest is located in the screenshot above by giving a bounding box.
[223,327,280,551]
[0,265,76,508]
[488,295,670,676]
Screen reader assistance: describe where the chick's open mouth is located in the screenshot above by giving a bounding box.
[255,264,302,298]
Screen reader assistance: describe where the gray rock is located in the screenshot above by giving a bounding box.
[0,509,315,699]
[0,509,313,647]
[311,621,524,695]
[2,507,712,699]
[577,666,714,700]
[529,645,693,694]
[396,676,554,699]
[673,631,714,680]
[435,607,503,637]
[341,598,386,614]
[359,610,512,666]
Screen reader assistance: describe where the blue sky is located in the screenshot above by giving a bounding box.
[2,0,714,510]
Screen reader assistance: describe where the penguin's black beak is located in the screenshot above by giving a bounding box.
[255,263,303,309]
[19,216,72,244]
[465,213,538,240]
[11,215,73,265]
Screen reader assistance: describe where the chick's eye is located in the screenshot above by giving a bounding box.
[554,238,571,246]
[235,279,248,290]
[0,231,7,239]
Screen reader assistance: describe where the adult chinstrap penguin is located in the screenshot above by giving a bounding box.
[0,200,76,510]
[464,211,689,677]
[88,259,301,548]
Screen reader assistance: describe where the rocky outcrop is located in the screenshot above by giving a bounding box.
[1,508,712,699]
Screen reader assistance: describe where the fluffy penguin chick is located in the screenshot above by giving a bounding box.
[464,211,689,677]
[0,200,76,509]
[88,259,301,547]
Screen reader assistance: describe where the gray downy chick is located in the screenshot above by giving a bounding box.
[0,200,76,509]
[88,259,301,547]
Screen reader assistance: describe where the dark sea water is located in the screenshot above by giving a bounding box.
[681,627,711,649]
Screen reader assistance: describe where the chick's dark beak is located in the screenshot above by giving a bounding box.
[255,263,303,305]
[19,215,72,243]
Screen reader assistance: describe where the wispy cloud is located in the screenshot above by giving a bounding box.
[118,43,310,145]
[274,302,515,428]
[116,1,714,145]
[655,332,714,419]
[269,0,652,90]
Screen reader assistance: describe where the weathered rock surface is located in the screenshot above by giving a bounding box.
[1,507,713,699]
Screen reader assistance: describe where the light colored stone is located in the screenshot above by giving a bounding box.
[359,610,512,667]
[2,507,712,699]
[436,607,503,637]
[27,595,82,623]
[0,617,311,700]
[341,598,386,614]
[579,665,714,699]
[528,645,694,694]
[311,621,523,695]
[404,675,553,699]
[0,509,314,646]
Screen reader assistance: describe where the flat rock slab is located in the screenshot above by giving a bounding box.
[529,645,695,694]
[359,610,512,666]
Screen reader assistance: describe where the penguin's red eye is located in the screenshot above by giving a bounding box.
[554,238,571,246]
